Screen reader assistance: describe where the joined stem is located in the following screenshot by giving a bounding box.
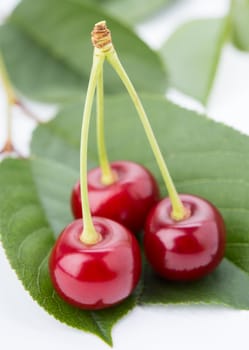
[79,49,105,244]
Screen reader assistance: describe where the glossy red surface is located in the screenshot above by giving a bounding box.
[71,161,159,232]
[49,217,142,310]
[144,194,226,281]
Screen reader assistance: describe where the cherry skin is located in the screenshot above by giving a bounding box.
[49,217,142,310]
[71,161,159,232]
[144,194,226,281]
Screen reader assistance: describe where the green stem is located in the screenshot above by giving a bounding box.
[96,66,116,185]
[79,48,105,244]
[0,53,15,151]
[0,53,16,105]
[0,53,41,124]
[106,50,187,220]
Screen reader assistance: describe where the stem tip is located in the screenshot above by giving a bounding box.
[91,21,112,50]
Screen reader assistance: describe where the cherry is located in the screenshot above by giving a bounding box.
[49,217,141,309]
[144,194,226,281]
[71,160,159,232]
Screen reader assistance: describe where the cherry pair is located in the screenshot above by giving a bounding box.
[49,21,226,311]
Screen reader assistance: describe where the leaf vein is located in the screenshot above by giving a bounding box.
[36,251,50,295]
[90,312,109,342]
[17,227,49,260]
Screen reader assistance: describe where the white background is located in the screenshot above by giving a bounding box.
[1,0,249,349]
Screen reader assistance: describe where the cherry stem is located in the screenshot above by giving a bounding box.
[6,103,12,142]
[0,53,16,105]
[96,64,116,185]
[91,21,187,221]
[0,52,42,124]
[0,53,16,153]
[108,55,186,220]
[15,100,43,124]
[79,48,105,244]
[0,52,42,158]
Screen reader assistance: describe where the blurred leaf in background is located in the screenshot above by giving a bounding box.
[0,0,168,103]
[160,18,228,105]
[82,0,173,24]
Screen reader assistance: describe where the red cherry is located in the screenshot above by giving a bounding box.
[49,217,142,310]
[144,194,226,281]
[71,161,159,232]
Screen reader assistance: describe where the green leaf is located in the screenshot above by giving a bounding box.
[160,18,227,104]
[3,96,249,345]
[32,94,249,309]
[0,158,137,345]
[32,95,249,171]
[231,0,249,51]
[31,103,87,170]
[0,24,84,103]
[0,0,167,102]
